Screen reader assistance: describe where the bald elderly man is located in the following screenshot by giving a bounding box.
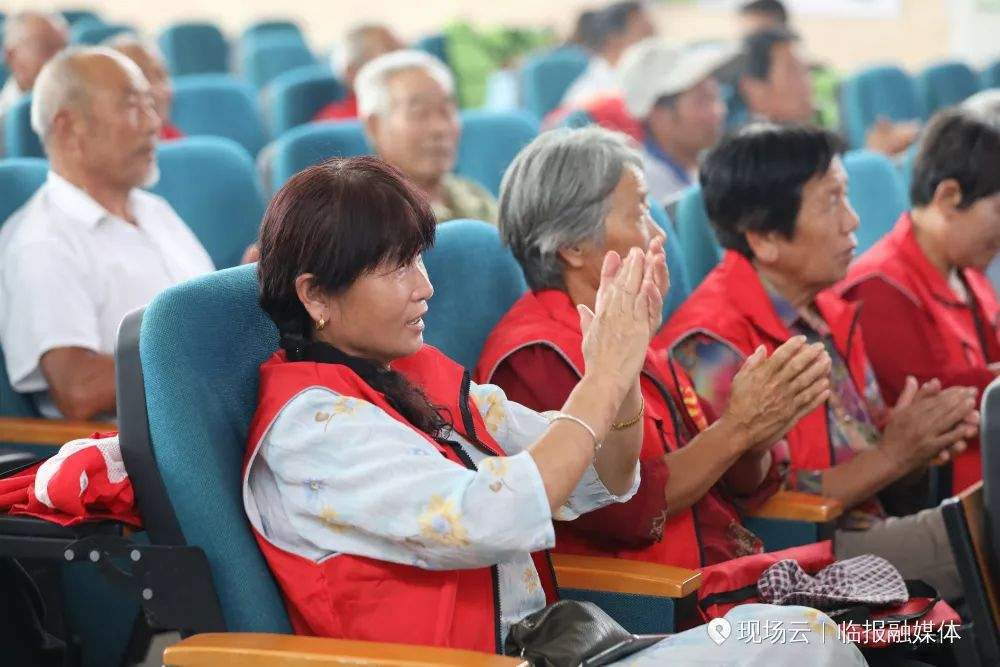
[107,34,184,140]
[0,47,214,420]
[0,11,69,153]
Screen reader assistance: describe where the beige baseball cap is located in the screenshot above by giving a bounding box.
[618,38,740,119]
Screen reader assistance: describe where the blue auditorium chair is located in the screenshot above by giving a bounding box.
[70,21,134,46]
[674,185,723,290]
[843,149,909,253]
[454,109,538,196]
[170,74,269,156]
[102,263,702,663]
[240,35,315,89]
[422,220,528,371]
[981,59,1000,90]
[415,33,450,69]
[151,136,265,269]
[159,21,230,76]
[60,10,100,26]
[264,64,345,136]
[3,94,43,158]
[840,65,924,149]
[520,46,590,120]
[916,60,980,116]
[240,19,304,46]
[270,110,536,196]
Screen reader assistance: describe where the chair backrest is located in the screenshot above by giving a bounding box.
[942,483,1000,661]
[150,136,264,269]
[271,111,534,195]
[116,265,291,633]
[240,36,315,90]
[270,120,370,191]
[422,220,528,370]
[978,377,1000,595]
[840,65,924,149]
[159,21,230,76]
[71,21,134,46]
[264,64,345,136]
[454,110,538,196]
[842,149,909,253]
[0,158,48,421]
[520,47,590,120]
[61,10,100,26]
[649,200,691,321]
[171,74,268,156]
[241,20,303,45]
[4,94,43,159]
[674,186,723,290]
[415,34,449,69]
[916,61,980,116]
[982,60,1000,91]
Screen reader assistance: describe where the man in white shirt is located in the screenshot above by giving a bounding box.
[0,47,214,420]
[618,39,736,207]
[561,2,656,108]
[0,12,69,154]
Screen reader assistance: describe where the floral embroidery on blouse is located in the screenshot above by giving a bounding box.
[417,495,470,547]
[318,506,349,533]
[482,456,514,493]
[472,390,507,436]
[314,397,360,431]
[522,567,541,594]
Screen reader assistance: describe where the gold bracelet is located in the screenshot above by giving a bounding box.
[610,395,644,431]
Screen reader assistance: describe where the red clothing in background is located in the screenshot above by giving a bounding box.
[160,121,184,141]
[313,94,358,122]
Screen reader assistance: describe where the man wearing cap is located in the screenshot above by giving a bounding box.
[618,39,736,207]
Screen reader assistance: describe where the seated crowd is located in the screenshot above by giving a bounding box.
[0,0,997,664]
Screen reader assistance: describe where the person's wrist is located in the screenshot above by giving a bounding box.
[710,414,753,457]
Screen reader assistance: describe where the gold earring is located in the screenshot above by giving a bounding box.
[316,317,326,331]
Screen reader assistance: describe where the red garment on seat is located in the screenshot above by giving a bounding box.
[840,212,998,491]
[313,95,358,122]
[0,431,140,527]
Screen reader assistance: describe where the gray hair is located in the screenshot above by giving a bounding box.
[31,46,142,144]
[330,24,391,78]
[104,32,165,63]
[499,126,643,291]
[355,49,453,119]
[4,11,68,49]
[964,89,1000,131]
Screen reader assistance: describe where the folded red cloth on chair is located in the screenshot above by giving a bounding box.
[0,431,141,527]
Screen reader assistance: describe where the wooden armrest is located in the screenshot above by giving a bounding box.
[0,417,116,446]
[747,490,843,523]
[551,552,701,598]
[163,633,527,667]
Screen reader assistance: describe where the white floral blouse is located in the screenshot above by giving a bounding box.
[243,382,640,643]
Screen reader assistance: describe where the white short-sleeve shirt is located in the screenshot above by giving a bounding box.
[0,171,214,409]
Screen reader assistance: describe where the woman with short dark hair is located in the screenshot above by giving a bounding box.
[840,108,1000,491]
[242,155,863,664]
[657,122,978,601]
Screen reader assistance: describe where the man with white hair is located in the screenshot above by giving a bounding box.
[314,23,402,122]
[0,47,213,420]
[618,39,737,206]
[0,11,69,153]
[356,49,497,223]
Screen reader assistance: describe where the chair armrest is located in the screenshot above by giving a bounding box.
[163,633,527,667]
[0,417,116,446]
[746,490,843,523]
[551,553,701,598]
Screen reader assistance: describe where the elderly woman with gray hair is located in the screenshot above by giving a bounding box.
[476,126,831,568]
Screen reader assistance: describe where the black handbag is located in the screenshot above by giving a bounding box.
[503,600,667,667]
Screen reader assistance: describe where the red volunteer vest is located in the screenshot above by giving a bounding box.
[476,289,730,570]
[243,345,557,654]
[840,212,998,489]
[655,251,871,473]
